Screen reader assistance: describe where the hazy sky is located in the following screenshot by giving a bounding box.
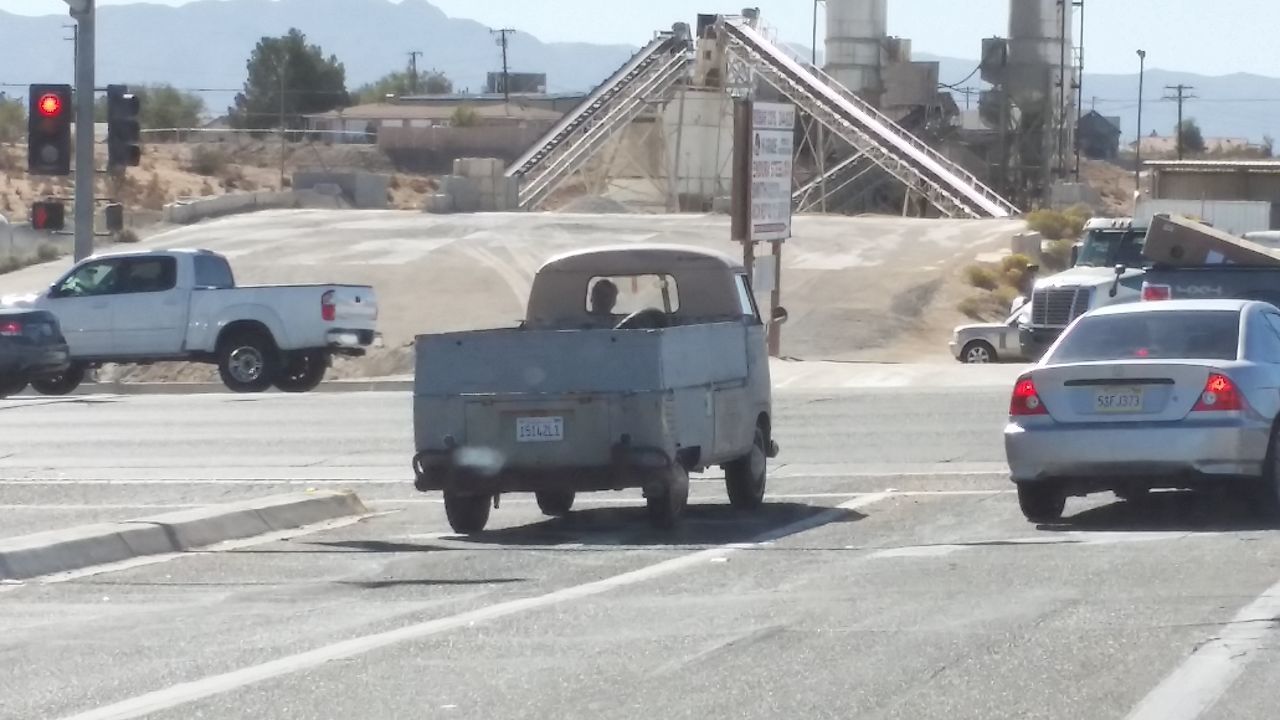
[5,0,1272,77]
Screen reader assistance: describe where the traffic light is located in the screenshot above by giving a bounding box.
[27,84,72,176]
[31,201,66,232]
[106,84,141,172]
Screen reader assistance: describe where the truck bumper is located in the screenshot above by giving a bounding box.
[0,344,71,379]
[412,441,679,495]
[326,329,381,356]
[1018,326,1062,361]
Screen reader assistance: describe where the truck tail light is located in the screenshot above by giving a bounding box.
[1142,283,1171,301]
[0,321,21,337]
[1192,373,1244,412]
[1010,375,1048,416]
[321,290,336,322]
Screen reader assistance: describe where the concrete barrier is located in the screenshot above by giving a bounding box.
[0,491,369,581]
[162,190,305,225]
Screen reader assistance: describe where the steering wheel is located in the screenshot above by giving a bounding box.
[614,308,671,330]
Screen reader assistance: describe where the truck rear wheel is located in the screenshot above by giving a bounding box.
[218,330,277,393]
[31,364,85,396]
[536,490,575,517]
[646,466,690,529]
[274,350,327,393]
[444,492,491,534]
[0,378,27,398]
[724,428,768,510]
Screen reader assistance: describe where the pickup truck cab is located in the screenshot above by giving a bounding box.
[2,248,379,393]
[412,244,783,533]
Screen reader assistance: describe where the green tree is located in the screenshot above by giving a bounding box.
[355,71,452,104]
[229,28,349,130]
[0,94,25,144]
[1178,118,1206,156]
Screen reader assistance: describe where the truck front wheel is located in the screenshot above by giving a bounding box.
[218,330,277,393]
[274,350,327,393]
[444,492,491,534]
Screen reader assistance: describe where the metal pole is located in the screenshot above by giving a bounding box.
[278,61,287,189]
[72,1,95,262]
[1135,50,1145,197]
[1074,0,1084,180]
[768,239,782,357]
[731,98,753,279]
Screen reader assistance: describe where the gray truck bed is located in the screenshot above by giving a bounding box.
[1144,266,1280,306]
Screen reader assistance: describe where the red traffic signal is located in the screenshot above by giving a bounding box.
[37,93,63,118]
[31,201,66,232]
[27,84,72,176]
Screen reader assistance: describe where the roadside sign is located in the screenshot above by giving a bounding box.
[750,102,794,243]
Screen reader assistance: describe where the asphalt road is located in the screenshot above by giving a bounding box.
[4,387,1280,720]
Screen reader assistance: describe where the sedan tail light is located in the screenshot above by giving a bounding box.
[0,321,22,337]
[1010,375,1048,416]
[1192,373,1244,412]
[321,290,336,322]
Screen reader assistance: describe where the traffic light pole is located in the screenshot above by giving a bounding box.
[70,0,94,261]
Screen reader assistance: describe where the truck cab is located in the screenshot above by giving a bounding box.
[1019,217,1149,359]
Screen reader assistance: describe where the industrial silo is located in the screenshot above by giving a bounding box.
[824,0,888,107]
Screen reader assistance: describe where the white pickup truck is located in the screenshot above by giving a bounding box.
[1,248,379,394]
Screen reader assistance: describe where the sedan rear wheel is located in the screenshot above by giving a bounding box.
[1017,482,1066,523]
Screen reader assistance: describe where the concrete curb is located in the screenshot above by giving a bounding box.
[17,379,414,397]
[0,490,368,581]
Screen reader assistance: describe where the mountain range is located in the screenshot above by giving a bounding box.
[2,0,1277,144]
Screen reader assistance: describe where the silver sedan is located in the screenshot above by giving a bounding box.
[1004,299,1280,523]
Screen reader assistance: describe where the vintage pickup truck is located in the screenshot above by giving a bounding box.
[412,244,784,533]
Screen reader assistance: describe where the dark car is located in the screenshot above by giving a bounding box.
[0,309,71,397]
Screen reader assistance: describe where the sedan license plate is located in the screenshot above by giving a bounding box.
[516,416,564,443]
[1094,386,1144,413]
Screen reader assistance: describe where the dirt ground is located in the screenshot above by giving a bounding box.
[0,139,437,226]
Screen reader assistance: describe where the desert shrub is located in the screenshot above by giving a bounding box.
[189,146,229,176]
[1026,209,1087,241]
[964,264,1000,291]
[116,229,141,244]
[35,243,60,261]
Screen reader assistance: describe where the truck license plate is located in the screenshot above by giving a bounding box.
[516,417,564,443]
[1093,386,1144,413]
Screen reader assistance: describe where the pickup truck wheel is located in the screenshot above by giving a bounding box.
[31,364,85,396]
[0,378,27,398]
[443,492,491,534]
[724,428,768,510]
[646,466,690,529]
[274,350,327,393]
[218,331,277,393]
[1017,482,1066,523]
[535,491,575,517]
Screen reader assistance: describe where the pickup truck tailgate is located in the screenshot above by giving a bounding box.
[329,286,378,327]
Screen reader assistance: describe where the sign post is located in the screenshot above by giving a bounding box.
[749,102,794,357]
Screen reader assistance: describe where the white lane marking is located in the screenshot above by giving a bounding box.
[8,514,387,589]
[0,504,200,510]
[868,531,1215,560]
[55,493,892,720]
[1125,580,1280,720]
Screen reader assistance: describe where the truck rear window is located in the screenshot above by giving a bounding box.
[1049,310,1241,363]
[586,275,680,316]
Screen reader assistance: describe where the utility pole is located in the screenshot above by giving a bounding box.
[1164,83,1196,160]
[278,60,287,189]
[63,24,78,75]
[406,50,423,94]
[1072,0,1085,181]
[955,86,978,111]
[1135,50,1146,195]
[491,28,515,102]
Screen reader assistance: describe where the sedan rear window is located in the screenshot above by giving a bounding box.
[1049,310,1241,363]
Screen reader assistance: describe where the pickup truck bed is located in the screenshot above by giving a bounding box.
[1142,265,1280,307]
[412,322,753,494]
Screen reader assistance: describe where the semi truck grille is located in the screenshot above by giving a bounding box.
[1031,287,1092,327]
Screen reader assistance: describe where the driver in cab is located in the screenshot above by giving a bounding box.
[588,279,618,327]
